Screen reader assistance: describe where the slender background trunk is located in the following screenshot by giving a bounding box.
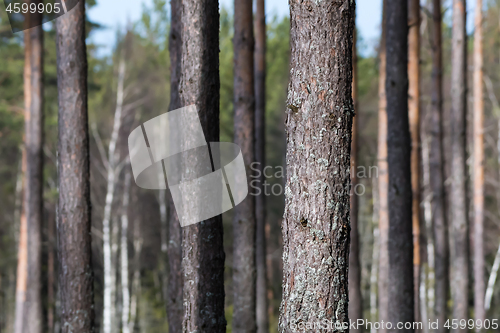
[377,1,389,331]
[349,25,363,333]
[430,1,449,331]
[473,0,485,327]
[233,0,257,331]
[450,1,469,330]
[279,1,355,332]
[254,0,269,332]
[386,1,414,332]
[408,0,421,326]
[55,1,95,331]
[179,0,226,331]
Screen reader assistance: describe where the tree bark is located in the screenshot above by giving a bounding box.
[167,0,183,331]
[348,26,362,333]
[386,1,414,332]
[279,1,355,332]
[15,4,44,332]
[450,1,469,330]
[430,1,449,331]
[408,0,421,327]
[233,0,257,331]
[55,1,95,331]
[370,178,379,333]
[120,170,132,333]
[377,1,389,331]
[254,0,268,332]
[179,1,226,332]
[472,0,485,327]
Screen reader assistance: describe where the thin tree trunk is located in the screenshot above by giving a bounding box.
[101,54,126,333]
[121,170,132,333]
[15,5,44,332]
[349,25,363,333]
[386,1,414,332]
[254,0,268,332]
[370,178,380,333]
[167,0,183,331]
[279,1,355,332]
[179,1,226,332]
[233,0,257,331]
[430,1,449,331]
[129,218,142,333]
[450,1,469,330]
[473,0,485,327]
[377,1,389,331]
[408,0,421,326]
[55,1,95,331]
[47,204,56,333]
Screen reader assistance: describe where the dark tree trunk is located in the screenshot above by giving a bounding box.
[377,2,389,331]
[233,0,257,331]
[15,3,44,332]
[179,0,226,332]
[55,1,95,332]
[254,0,268,332]
[348,26,362,333]
[430,1,449,331]
[167,0,183,332]
[279,1,355,332]
[449,1,469,330]
[386,1,414,332]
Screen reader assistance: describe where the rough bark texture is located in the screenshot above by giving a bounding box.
[408,0,421,326]
[430,1,449,331]
[386,1,414,332]
[167,0,183,331]
[377,1,389,331]
[450,1,469,330]
[254,0,269,332]
[14,4,44,333]
[179,0,226,332]
[348,27,362,333]
[55,1,95,331]
[279,1,355,332]
[472,0,485,327]
[233,0,257,331]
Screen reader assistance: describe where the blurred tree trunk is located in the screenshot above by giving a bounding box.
[55,1,95,331]
[450,1,469,329]
[179,0,226,332]
[473,0,485,327]
[167,0,183,331]
[120,170,132,333]
[370,178,379,333]
[349,25,362,333]
[408,0,421,327]
[430,1,449,331]
[47,204,56,333]
[377,1,389,331]
[279,1,355,332]
[15,4,44,332]
[254,0,268,332]
[233,0,257,331]
[386,1,414,332]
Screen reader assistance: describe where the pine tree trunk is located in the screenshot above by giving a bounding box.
[408,0,421,327]
[370,178,379,333]
[279,1,355,332]
[47,204,55,333]
[450,1,469,330]
[472,0,485,327]
[430,1,449,331]
[349,26,362,333]
[55,1,95,331]
[15,5,44,332]
[254,1,268,332]
[377,1,389,331]
[386,1,414,331]
[167,1,183,331]
[179,1,226,332]
[233,0,257,330]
